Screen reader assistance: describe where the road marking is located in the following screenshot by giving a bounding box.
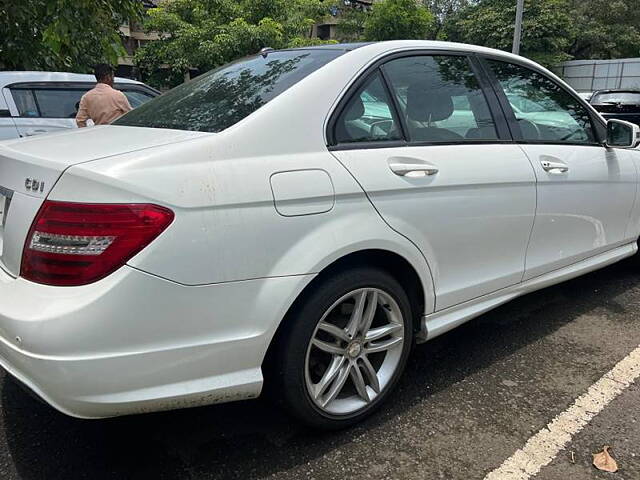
[485,345,640,480]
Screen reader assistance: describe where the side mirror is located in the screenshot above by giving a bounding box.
[606,119,640,149]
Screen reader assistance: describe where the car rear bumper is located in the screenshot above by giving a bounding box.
[0,265,313,418]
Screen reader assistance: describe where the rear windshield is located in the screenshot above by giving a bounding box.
[591,92,640,105]
[114,49,344,132]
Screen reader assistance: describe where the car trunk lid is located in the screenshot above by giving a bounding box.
[0,125,210,277]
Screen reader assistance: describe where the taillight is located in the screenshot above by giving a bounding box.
[21,201,174,286]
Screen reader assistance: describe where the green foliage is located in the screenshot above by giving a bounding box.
[421,0,470,38]
[567,0,640,59]
[441,0,640,65]
[363,0,436,41]
[134,0,335,88]
[442,0,573,66]
[335,5,369,42]
[4,0,635,84]
[0,0,142,71]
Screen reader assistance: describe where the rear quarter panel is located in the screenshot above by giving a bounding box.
[51,138,433,316]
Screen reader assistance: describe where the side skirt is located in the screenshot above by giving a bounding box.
[417,242,637,343]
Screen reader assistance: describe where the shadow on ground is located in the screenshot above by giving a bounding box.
[2,260,639,480]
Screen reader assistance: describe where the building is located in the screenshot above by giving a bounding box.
[555,58,640,94]
[117,0,161,79]
[313,0,375,40]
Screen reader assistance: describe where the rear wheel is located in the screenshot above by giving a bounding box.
[271,268,413,429]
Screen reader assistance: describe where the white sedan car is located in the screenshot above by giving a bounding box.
[0,41,639,429]
[0,71,158,140]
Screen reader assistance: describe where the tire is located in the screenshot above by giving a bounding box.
[269,267,414,430]
[629,239,640,265]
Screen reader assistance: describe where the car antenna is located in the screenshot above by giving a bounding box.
[260,47,274,58]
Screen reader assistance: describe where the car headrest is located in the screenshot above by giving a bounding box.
[344,96,365,121]
[406,83,454,122]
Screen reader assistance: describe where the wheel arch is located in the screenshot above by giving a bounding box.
[262,248,430,374]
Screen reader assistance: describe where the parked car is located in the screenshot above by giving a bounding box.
[590,89,640,126]
[0,41,639,429]
[0,72,159,140]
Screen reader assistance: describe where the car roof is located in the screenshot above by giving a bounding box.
[290,40,553,74]
[290,40,511,56]
[358,40,522,59]
[0,71,143,88]
[290,42,372,52]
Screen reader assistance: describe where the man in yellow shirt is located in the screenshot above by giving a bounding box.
[76,64,132,127]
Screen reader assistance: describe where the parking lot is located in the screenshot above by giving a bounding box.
[0,259,638,480]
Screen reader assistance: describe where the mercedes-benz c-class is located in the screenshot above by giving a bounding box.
[0,41,638,429]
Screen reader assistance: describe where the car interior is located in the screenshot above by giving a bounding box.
[335,56,499,144]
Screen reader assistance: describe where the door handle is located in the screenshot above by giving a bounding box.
[388,158,439,177]
[540,160,569,174]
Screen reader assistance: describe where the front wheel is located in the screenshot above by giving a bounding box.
[271,268,413,429]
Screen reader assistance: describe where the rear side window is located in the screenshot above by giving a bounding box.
[334,71,402,144]
[382,55,498,142]
[487,60,596,144]
[10,88,86,118]
[115,49,345,132]
[11,89,39,117]
[33,89,84,118]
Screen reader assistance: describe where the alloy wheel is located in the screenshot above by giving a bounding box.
[304,287,405,416]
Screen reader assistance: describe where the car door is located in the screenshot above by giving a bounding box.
[329,53,537,310]
[483,59,637,280]
[7,86,82,137]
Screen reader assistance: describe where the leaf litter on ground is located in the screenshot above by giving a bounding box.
[593,445,618,473]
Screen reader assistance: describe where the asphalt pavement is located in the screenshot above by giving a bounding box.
[1,259,639,480]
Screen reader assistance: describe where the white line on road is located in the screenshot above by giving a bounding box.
[484,344,640,480]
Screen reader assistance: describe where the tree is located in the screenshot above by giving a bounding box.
[443,0,573,66]
[363,0,435,41]
[566,0,640,59]
[335,2,371,42]
[422,0,470,38]
[134,0,335,88]
[0,0,142,71]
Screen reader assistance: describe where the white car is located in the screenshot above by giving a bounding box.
[0,41,639,429]
[0,72,159,140]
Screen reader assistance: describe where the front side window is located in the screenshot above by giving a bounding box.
[334,71,402,144]
[382,55,498,142]
[115,49,344,132]
[487,60,596,144]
